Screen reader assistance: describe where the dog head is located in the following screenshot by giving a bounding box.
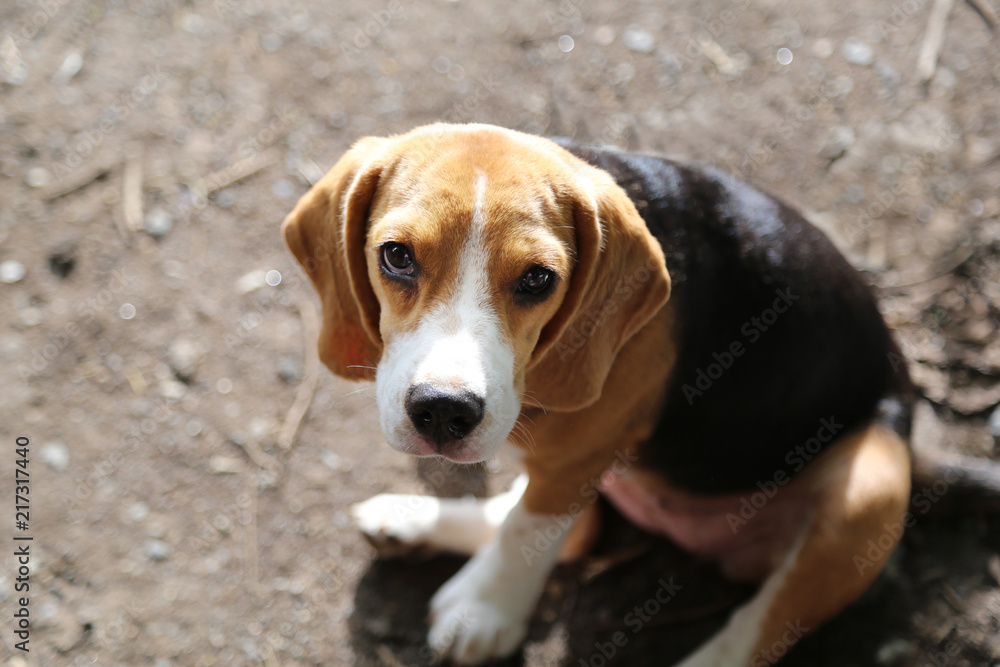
[283,124,669,462]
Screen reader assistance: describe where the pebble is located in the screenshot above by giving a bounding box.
[159,379,187,400]
[278,356,302,383]
[25,167,50,188]
[168,339,202,379]
[127,502,150,522]
[841,38,873,66]
[988,404,1000,439]
[622,25,655,54]
[52,51,83,84]
[236,269,267,294]
[145,539,171,561]
[41,441,70,472]
[0,260,26,283]
[820,125,855,160]
[144,207,174,238]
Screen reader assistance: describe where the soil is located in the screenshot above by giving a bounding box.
[2,0,999,665]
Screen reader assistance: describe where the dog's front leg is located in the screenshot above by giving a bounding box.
[428,484,576,664]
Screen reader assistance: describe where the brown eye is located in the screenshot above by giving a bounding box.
[380,242,415,276]
[515,265,556,302]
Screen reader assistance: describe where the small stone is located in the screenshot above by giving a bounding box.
[988,404,1000,439]
[144,207,174,238]
[236,270,267,294]
[41,441,70,472]
[127,502,150,522]
[52,51,83,84]
[820,125,855,160]
[145,539,171,561]
[168,339,202,379]
[26,167,50,188]
[159,379,187,400]
[209,455,244,474]
[321,450,343,470]
[0,260,26,283]
[841,38,873,66]
[593,25,615,46]
[622,25,655,54]
[278,356,302,383]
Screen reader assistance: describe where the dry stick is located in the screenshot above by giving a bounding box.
[122,144,144,231]
[40,155,116,200]
[966,0,999,28]
[245,473,260,593]
[278,296,320,450]
[193,147,282,201]
[919,0,956,84]
[233,437,281,474]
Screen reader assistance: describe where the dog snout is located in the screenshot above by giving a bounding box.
[405,384,485,447]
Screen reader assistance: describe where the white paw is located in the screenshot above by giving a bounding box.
[427,544,530,664]
[351,493,441,558]
[428,595,526,664]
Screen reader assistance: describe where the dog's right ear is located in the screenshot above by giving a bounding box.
[282,137,389,381]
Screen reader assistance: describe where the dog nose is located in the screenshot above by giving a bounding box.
[405,384,485,446]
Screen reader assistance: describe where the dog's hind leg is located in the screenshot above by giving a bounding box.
[675,423,911,667]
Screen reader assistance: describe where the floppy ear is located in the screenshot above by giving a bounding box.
[281,137,389,381]
[525,169,671,411]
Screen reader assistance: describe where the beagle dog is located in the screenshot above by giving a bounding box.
[282,123,914,665]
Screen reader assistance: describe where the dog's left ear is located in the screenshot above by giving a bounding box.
[526,168,671,411]
[281,137,390,381]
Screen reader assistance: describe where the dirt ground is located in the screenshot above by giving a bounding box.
[2,0,1000,665]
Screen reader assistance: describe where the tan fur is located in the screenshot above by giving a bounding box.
[749,425,911,663]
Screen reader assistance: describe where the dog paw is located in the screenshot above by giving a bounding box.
[428,596,526,664]
[426,544,530,664]
[351,493,441,558]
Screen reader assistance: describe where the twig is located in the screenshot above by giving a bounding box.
[122,144,144,231]
[277,296,320,450]
[233,437,281,475]
[918,0,956,84]
[192,147,281,202]
[244,473,260,592]
[40,155,116,200]
[697,33,739,76]
[878,243,976,291]
[966,0,999,29]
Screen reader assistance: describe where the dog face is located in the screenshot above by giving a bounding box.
[283,124,669,462]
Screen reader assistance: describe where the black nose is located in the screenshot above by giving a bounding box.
[405,384,485,447]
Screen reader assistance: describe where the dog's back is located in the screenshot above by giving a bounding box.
[557,142,913,494]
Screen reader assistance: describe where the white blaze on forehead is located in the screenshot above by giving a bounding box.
[375,170,519,458]
[412,171,503,391]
